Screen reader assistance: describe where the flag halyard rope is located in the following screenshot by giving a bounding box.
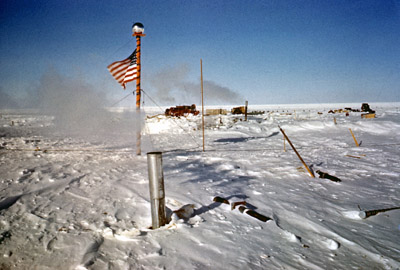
[110,90,136,107]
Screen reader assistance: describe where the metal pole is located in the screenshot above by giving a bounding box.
[201,59,205,152]
[135,35,142,110]
[147,152,167,229]
[134,33,145,155]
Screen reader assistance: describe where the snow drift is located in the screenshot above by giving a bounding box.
[0,102,399,269]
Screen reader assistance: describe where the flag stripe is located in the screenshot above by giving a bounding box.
[108,60,130,73]
[108,49,138,89]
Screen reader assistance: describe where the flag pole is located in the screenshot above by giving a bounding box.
[132,23,146,155]
[201,59,205,152]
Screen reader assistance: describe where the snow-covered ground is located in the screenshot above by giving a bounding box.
[1,103,399,270]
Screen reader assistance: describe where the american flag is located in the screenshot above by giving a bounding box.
[107,49,137,89]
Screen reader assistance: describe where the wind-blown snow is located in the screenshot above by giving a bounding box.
[1,102,399,270]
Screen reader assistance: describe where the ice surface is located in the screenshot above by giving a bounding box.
[1,102,400,269]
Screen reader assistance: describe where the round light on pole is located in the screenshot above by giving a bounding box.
[132,22,144,34]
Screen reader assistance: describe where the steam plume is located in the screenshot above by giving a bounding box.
[26,68,140,147]
[0,87,19,109]
[32,69,110,133]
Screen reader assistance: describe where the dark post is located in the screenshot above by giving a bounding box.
[245,100,248,121]
[201,59,205,152]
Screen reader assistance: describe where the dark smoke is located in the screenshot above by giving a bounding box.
[149,64,242,105]
[149,64,190,104]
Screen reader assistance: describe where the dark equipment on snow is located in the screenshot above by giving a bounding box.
[231,106,246,114]
[165,104,199,117]
[361,103,375,113]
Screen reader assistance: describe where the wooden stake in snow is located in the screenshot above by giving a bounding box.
[316,170,341,182]
[279,126,315,178]
[283,135,286,152]
[238,206,271,222]
[349,128,359,147]
[231,201,246,210]
[200,59,205,152]
[147,152,167,229]
[360,206,400,219]
[213,197,272,222]
[245,101,248,121]
[346,154,361,159]
[213,196,229,204]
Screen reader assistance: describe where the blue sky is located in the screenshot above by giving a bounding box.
[1,0,399,106]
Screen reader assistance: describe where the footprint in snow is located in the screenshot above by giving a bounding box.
[280,229,302,243]
[272,214,302,244]
[321,238,340,250]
